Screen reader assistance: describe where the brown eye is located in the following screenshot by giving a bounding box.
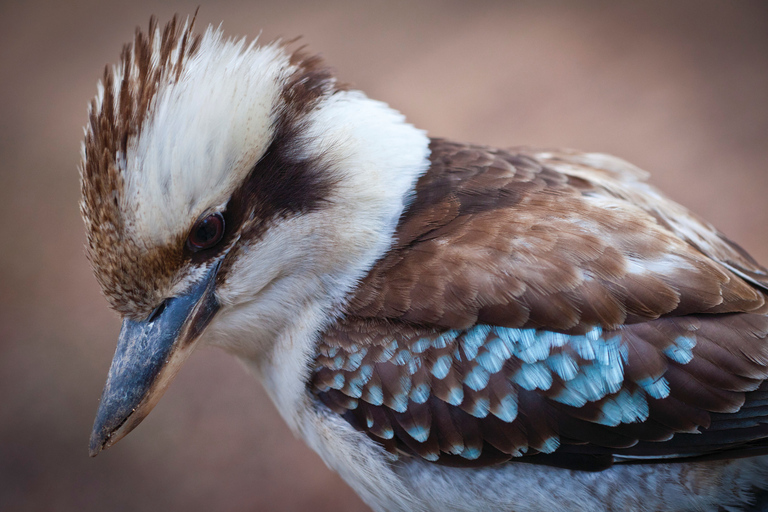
[187,213,225,251]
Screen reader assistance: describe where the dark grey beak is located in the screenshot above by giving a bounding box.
[89,262,221,456]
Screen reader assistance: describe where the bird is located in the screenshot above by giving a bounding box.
[81,15,768,512]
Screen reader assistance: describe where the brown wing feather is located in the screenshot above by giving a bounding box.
[347,139,766,332]
[315,139,768,469]
[534,149,768,294]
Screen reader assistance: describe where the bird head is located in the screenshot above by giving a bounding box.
[81,16,429,456]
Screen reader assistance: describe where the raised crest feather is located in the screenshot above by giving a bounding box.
[80,14,203,316]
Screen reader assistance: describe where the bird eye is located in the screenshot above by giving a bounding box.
[187,213,225,251]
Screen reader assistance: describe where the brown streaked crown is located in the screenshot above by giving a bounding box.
[80,16,202,318]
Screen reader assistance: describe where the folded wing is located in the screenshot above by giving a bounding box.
[313,139,768,470]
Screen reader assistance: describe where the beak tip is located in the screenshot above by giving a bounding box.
[88,429,107,457]
[89,405,138,458]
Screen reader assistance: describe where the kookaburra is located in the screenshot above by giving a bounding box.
[82,16,768,512]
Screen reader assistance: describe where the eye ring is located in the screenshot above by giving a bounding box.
[187,212,225,251]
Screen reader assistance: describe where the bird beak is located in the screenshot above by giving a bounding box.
[88,261,221,456]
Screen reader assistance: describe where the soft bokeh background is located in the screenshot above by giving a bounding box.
[1,1,766,510]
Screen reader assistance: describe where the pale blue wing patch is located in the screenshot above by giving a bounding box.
[638,376,671,399]
[664,335,697,364]
[316,320,695,462]
[318,323,678,425]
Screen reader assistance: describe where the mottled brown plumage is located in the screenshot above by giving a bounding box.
[348,140,766,332]
[313,139,768,470]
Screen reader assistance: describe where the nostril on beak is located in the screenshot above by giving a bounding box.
[147,299,169,323]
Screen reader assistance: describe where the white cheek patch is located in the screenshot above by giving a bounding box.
[201,88,431,417]
[210,88,431,339]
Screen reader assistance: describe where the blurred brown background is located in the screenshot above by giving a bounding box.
[1,1,766,511]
